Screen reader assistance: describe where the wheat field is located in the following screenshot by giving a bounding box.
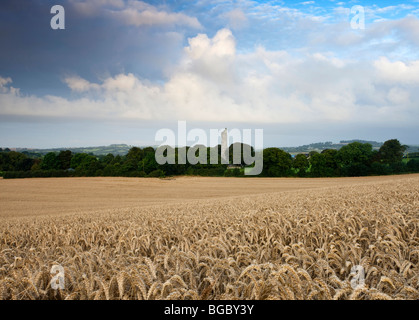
[0,175,418,300]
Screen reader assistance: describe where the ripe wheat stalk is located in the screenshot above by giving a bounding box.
[0,177,418,300]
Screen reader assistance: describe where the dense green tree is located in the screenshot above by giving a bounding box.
[143,147,155,155]
[31,159,41,171]
[389,161,407,174]
[121,148,142,173]
[293,154,309,176]
[126,147,144,167]
[69,153,101,175]
[337,142,373,167]
[343,163,371,176]
[379,139,407,164]
[309,151,319,158]
[0,152,8,171]
[58,150,72,170]
[322,149,339,176]
[321,149,338,168]
[17,158,34,171]
[77,155,101,176]
[224,168,241,177]
[101,153,115,165]
[12,152,29,171]
[158,146,181,176]
[370,150,381,163]
[262,148,292,177]
[70,153,90,169]
[103,164,117,176]
[123,162,137,174]
[111,155,123,165]
[407,159,419,172]
[310,153,327,177]
[142,152,158,174]
[0,151,27,171]
[172,148,188,175]
[41,152,60,170]
[336,142,374,176]
[371,162,391,175]
[0,151,33,172]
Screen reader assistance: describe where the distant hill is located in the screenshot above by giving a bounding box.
[281,140,419,155]
[406,145,419,153]
[281,140,384,154]
[15,144,134,156]
[6,140,419,157]
[339,140,383,147]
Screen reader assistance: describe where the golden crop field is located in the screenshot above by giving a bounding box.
[0,174,418,300]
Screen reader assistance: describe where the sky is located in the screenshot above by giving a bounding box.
[0,0,419,148]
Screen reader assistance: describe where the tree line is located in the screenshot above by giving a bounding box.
[1,139,418,179]
[264,139,418,177]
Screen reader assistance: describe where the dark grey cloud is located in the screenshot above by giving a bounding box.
[0,0,195,96]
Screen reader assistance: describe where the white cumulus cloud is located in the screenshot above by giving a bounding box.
[1,29,419,127]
